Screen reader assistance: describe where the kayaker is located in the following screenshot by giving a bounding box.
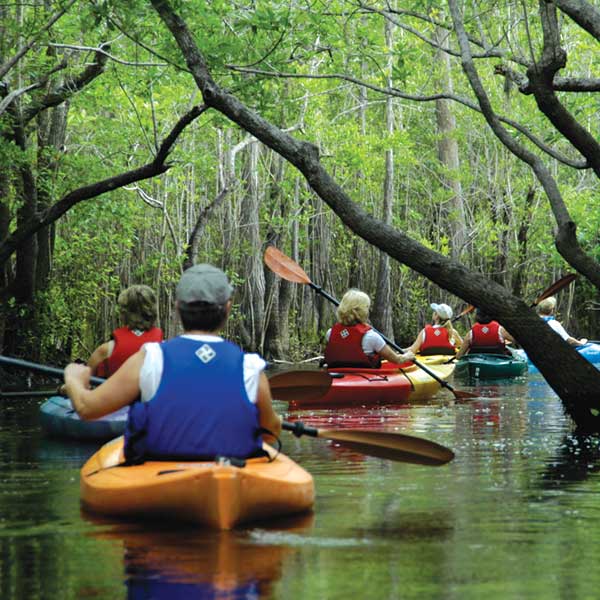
[537,296,588,347]
[323,288,415,368]
[63,264,282,463]
[455,309,515,359]
[407,303,462,356]
[88,284,163,377]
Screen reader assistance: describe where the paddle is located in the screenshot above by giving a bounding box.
[452,305,475,322]
[0,354,454,465]
[264,246,476,401]
[268,370,332,402]
[0,354,333,403]
[0,390,58,398]
[282,420,454,466]
[448,275,577,325]
[530,273,578,307]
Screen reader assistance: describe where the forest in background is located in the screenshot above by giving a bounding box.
[1,0,599,364]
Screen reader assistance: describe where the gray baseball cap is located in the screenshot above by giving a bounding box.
[176,264,233,305]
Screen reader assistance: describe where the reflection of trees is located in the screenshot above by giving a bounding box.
[540,435,600,488]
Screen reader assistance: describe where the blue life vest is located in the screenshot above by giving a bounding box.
[124,337,263,462]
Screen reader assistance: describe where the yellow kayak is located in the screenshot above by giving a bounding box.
[80,437,314,530]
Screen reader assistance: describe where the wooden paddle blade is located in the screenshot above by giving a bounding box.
[268,370,332,402]
[264,246,312,285]
[316,428,455,466]
[531,273,578,306]
[452,305,475,322]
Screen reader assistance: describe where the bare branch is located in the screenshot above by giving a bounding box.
[48,42,169,67]
[225,64,588,168]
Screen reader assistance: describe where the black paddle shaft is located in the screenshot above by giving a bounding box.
[0,355,105,386]
[308,283,457,392]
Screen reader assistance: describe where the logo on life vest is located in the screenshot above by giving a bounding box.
[196,344,216,363]
[434,330,441,336]
[482,326,489,334]
[340,329,349,338]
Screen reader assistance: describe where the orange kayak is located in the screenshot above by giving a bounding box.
[80,437,314,530]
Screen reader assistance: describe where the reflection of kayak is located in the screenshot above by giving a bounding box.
[40,396,127,441]
[454,353,528,380]
[80,437,314,530]
[513,343,600,374]
[87,514,313,598]
[295,356,455,407]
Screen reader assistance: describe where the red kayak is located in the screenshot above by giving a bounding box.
[288,357,455,407]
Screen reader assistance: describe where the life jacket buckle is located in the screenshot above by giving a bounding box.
[215,455,246,468]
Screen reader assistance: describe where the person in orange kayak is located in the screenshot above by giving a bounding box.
[407,302,462,356]
[537,296,588,347]
[323,288,415,368]
[64,264,282,463]
[455,309,515,359]
[88,284,163,377]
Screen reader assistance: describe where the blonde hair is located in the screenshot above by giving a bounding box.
[537,296,557,316]
[336,289,371,325]
[118,285,158,330]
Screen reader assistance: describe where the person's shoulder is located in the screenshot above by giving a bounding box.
[243,352,267,372]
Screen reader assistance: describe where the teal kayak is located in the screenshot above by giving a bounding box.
[454,353,528,380]
[39,395,127,441]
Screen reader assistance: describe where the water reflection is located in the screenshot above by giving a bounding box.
[541,434,600,487]
[86,513,314,599]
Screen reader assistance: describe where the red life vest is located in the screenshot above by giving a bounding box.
[100,326,164,376]
[419,324,456,356]
[470,321,506,354]
[324,323,381,368]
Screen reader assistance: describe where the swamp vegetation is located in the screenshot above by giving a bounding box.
[1,1,600,428]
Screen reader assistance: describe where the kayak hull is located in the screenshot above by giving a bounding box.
[40,396,127,441]
[454,353,528,379]
[80,437,314,530]
[514,343,600,374]
[291,356,455,407]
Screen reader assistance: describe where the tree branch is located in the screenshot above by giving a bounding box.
[525,0,600,177]
[0,104,208,265]
[555,0,600,39]
[21,49,110,124]
[0,0,77,79]
[225,64,587,168]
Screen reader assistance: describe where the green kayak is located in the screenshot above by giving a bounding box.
[454,353,528,380]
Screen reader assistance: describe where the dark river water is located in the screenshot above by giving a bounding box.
[2,374,600,599]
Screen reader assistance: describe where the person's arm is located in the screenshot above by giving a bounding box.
[257,371,282,441]
[451,327,463,347]
[454,333,471,360]
[406,329,424,355]
[64,350,145,420]
[87,341,111,373]
[379,344,415,364]
[547,319,587,346]
[500,327,515,345]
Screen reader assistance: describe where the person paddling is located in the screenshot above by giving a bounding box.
[323,289,414,368]
[89,284,163,377]
[407,303,462,356]
[537,296,587,347]
[455,309,515,360]
[64,264,282,463]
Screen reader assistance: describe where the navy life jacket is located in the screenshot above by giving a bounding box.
[124,337,262,462]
